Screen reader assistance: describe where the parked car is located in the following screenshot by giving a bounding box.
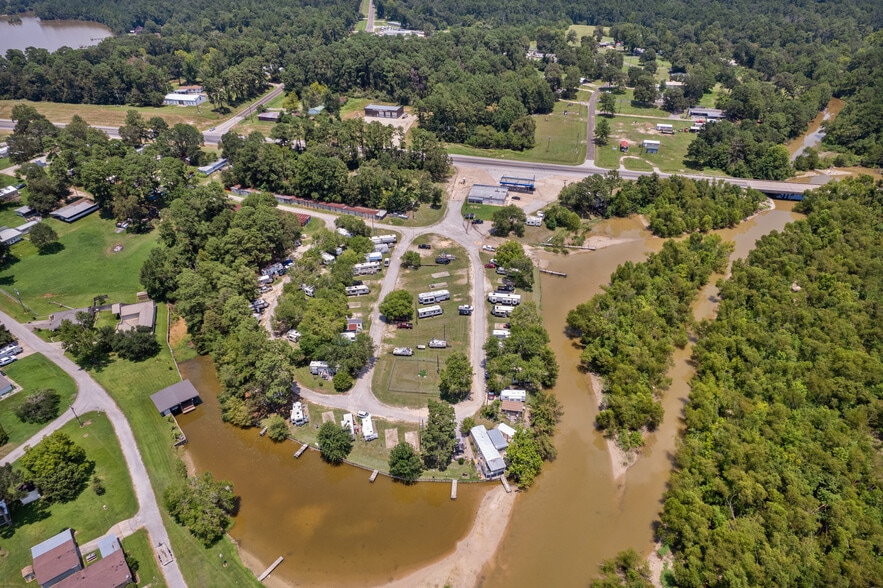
[0,356,15,367]
[458,305,474,315]
[471,219,484,225]
[357,410,369,418]
[396,321,413,329]
[259,285,271,293]
[418,243,432,250]
[484,262,496,269]
[482,245,496,252]
[464,213,475,220]
[496,284,514,293]
[511,195,521,200]
[436,257,451,265]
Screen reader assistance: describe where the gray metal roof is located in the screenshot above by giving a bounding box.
[487,428,509,451]
[31,529,75,559]
[51,199,98,221]
[150,380,200,414]
[365,104,403,111]
[470,425,506,473]
[467,184,508,204]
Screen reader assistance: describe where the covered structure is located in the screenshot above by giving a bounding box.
[150,380,201,416]
[163,93,206,106]
[31,529,82,588]
[364,104,404,119]
[688,107,724,120]
[257,111,282,122]
[197,158,228,176]
[499,176,535,192]
[467,184,509,206]
[643,140,660,154]
[470,425,506,479]
[113,300,156,332]
[50,200,99,223]
[496,422,516,441]
[0,226,22,246]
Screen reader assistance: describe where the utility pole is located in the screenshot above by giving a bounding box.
[70,405,83,427]
[13,289,24,313]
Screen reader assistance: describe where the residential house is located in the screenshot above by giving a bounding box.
[501,399,525,421]
[112,300,156,332]
[470,425,506,479]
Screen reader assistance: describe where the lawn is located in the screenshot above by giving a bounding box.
[0,214,160,319]
[382,199,447,228]
[447,100,588,165]
[0,157,11,170]
[122,529,167,587]
[604,88,671,118]
[0,353,78,459]
[230,118,277,137]
[0,411,138,586]
[371,235,472,407]
[0,100,222,130]
[593,114,719,174]
[88,304,260,587]
[566,24,614,45]
[460,202,503,222]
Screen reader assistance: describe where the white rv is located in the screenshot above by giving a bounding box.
[290,401,308,425]
[428,339,447,348]
[487,292,521,306]
[353,261,381,275]
[500,389,527,402]
[345,285,370,296]
[361,414,378,441]
[418,289,450,304]
[492,329,511,339]
[417,305,443,319]
[492,305,512,317]
[393,347,414,356]
[369,234,397,245]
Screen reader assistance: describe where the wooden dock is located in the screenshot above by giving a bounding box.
[259,426,268,436]
[257,556,283,582]
[539,268,567,278]
[500,477,511,493]
[294,444,308,458]
[451,480,458,500]
[369,469,379,482]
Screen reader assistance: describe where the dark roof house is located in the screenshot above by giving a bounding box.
[364,104,404,119]
[49,308,91,331]
[112,300,156,332]
[150,379,201,416]
[31,529,82,588]
[50,200,99,223]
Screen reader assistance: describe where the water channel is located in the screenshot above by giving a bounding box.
[0,15,111,54]
[178,202,801,586]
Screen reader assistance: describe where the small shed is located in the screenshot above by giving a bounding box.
[496,422,516,441]
[364,104,404,119]
[257,111,282,122]
[643,140,660,154]
[307,105,325,116]
[150,380,201,416]
[619,140,629,153]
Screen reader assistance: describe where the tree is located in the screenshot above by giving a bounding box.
[164,473,237,546]
[494,241,527,268]
[318,421,353,463]
[29,222,59,253]
[492,205,527,237]
[421,399,456,471]
[633,76,659,104]
[265,414,290,442]
[591,549,653,587]
[0,422,7,447]
[439,352,473,403]
[388,442,423,482]
[594,118,611,145]
[112,327,160,361]
[402,251,422,269]
[505,428,543,489]
[599,92,617,115]
[332,370,354,392]
[0,463,24,504]
[19,431,93,503]
[662,87,688,113]
[15,389,61,424]
[334,215,370,237]
[118,109,147,147]
[379,290,414,321]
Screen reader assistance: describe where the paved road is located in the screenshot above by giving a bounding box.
[366,0,375,33]
[584,89,600,163]
[0,312,187,588]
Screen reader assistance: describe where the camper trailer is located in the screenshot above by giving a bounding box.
[418,290,451,305]
[290,401,308,426]
[500,389,527,402]
[345,285,370,296]
[428,339,447,348]
[353,261,382,275]
[526,216,543,226]
[417,305,443,319]
[492,305,512,317]
[656,123,674,134]
[361,414,378,441]
[393,347,414,356]
[492,329,511,339]
[487,292,521,306]
[370,234,397,245]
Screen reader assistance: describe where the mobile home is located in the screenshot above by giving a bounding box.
[345,285,370,296]
[487,292,521,306]
[341,413,355,438]
[492,305,512,317]
[428,339,447,348]
[370,234,397,245]
[353,261,381,275]
[656,123,674,134]
[361,414,378,441]
[321,251,335,265]
[417,305,443,319]
[309,361,329,375]
[500,389,527,402]
[365,251,383,263]
[418,289,450,305]
[525,216,543,226]
[492,329,511,339]
[290,401,308,426]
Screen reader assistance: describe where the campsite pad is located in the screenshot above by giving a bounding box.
[405,431,420,451]
[321,411,335,423]
[430,271,451,279]
[385,428,399,449]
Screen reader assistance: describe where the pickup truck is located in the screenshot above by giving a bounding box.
[458,305,474,315]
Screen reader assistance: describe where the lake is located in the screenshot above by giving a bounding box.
[0,15,112,54]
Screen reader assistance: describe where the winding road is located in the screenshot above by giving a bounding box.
[0,312,187,588]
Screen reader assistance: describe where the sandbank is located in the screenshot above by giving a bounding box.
[589,373,639,482]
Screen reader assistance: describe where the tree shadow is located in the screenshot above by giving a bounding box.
[0,499,52,538]
[37,242,64,255]
[0,254,20,271]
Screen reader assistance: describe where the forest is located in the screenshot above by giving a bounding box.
[566,235,731,448]
[660,177,883,586]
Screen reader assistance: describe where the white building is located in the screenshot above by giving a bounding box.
[470,425,506,478]
[163,93,207,107]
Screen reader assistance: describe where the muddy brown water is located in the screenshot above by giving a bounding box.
[176,356,487,587]
[787,98,846,159]
[0,16,112,53]
[178,204,801,587]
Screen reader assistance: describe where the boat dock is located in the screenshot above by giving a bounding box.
[451,480,458,499]
[294,444,308,458]
[539,268,567,278]
[500,477,511,493]
[369,469,379,482]
[257,556,283,582]
[259,426,268,436]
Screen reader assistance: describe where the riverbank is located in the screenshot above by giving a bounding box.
[589,373,639,482]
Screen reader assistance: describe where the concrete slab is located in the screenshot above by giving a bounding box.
[431,271,451,279]
[405,431,420,451]
[322,411,335,423]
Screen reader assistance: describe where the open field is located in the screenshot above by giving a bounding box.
[88,304,260,587]
[604,88,671,118]
[696,84,723,108]
[0,213,159,319]
[0,412,138,585]
[371,235,471,407]
[0,157,10,170]
[567,24,614,45]
[460,202,500,222]
[382,196,447,227]
[0,100,222,130]
[122,529,168,587]
[0,353,78,459]
[230,118,277,137]
[447,100,588,165]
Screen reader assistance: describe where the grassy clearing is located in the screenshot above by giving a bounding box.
[340,97,372,119]
[382,200,447,227]
[372,235,471,408]
[0,214,159,318]
[0,157,11,170]
[122,529,167,587]
[0,412,138,585]
[594,114,709,174]
[0,100,222,129]
[696,84,722,108]
[460,202,502,222]
[263,92,287,110]
[605,88,671,118]
[0,353,78,459]
[230,118,277,137]
[567,24,614,45]
[88,304,260,587]
[623,158,655,172]
[447,100,588,165]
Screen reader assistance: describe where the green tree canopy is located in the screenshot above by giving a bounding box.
[19,431,93,503]
[491,205,527,237]
[421,399,456,471]
[388,441,423,482]
[439,351,473,403]
[164,472,237,546]
[318,421,353,464]
[29,223,60,253]
[15,389,61,424]
[379,289,414,321]
[505,428,543,489]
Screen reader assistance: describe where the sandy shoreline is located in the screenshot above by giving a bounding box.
[588,373,639,482]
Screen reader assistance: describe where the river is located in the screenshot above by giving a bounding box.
[787,98,846,160]
[0,15,111,53]
[178,203,801,587]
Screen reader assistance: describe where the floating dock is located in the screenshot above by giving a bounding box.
[369,469,379,482]
[539,268,567,278]
[451,480,458,499]
[257,556,283,582]
[500,477,511,493]
[259,426,268,436]
[294,444,308,458]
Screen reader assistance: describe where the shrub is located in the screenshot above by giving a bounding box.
[332,371,353,392]
[15,389,61,424]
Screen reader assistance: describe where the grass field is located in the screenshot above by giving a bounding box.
[0,100,222,130]
[0,157,10,170]
[230,118,277,137]
[0,353,78,459]
[382,199,447,227]
[88,304,260,587]
[594,114,708,174]
[0,214,159,319]
[447,100,588,165]
[371,235,471,407]
[606,88,671,118]
[459,202,500,222]
[0,412,138,585]
[567,24,614,45]
[122,529,168,587]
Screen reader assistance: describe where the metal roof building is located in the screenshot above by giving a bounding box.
[150,380,201,416]
[467,184,509,206]
[50,199,99,223]
[364,104,404,119]
[470,425,506,479]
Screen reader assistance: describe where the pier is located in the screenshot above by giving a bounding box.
[257,556,283,582]
[451,480,458,499]
[369,469,379,482]
[294,443,308,458]
[539,268,567,278]
[259,426,268,436]
[500,477,511,493]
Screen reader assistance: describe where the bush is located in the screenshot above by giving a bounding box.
[317,421,353,464]
[15,388,61,424]
[460,416,475,436]
[112,326,160,361]
[332,371,353,392]
[92,475,106,495]
[265,414,290,442]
